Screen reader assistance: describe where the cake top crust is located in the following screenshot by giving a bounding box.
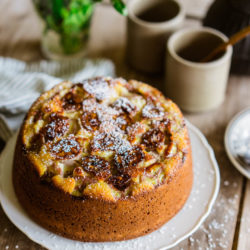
[21,77,189,201]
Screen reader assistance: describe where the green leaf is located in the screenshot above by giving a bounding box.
[52,0,63,22]
[110,0,127,16]
[62,2,93,35]
[46,15,60,32]
[60,7,69,19]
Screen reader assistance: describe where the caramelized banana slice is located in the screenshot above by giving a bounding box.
[112,97,137,116]
[113,145,145,175]
[142,128,165,151]
[62,84,85,111]
[79,155,111,180]
[81,112,100,131]
[126,122,147,144]
[51,136,81,160]
[42,113,69,142]
[108,173,131,191]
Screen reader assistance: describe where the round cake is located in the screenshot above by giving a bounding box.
[13,77,193,242]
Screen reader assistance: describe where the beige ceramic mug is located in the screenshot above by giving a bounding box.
[165,27,233,112]
[127,0,185,74]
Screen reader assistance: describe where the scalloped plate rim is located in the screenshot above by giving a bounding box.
[159,120,220,249]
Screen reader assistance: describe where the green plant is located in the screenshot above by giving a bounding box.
[33,0,127,54]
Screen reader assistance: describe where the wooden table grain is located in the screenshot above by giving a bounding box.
[0,0,250,249]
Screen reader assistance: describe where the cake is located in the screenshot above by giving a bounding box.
[13,77,193,242]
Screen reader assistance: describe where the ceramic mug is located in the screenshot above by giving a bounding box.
[165,27,233,112]
[127,0,185,74]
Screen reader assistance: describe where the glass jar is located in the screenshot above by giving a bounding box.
[33,0,94,60]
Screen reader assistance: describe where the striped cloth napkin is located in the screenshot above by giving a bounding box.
[0,57,115,142]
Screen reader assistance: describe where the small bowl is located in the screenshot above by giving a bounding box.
[224,107,250,179]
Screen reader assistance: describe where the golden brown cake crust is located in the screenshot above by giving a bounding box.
[13,77,193,241]
[13,130,192,241]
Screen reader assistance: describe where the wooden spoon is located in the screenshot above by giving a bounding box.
[201,25,250,63]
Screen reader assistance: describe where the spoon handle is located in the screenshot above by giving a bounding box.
[201,25,250,63]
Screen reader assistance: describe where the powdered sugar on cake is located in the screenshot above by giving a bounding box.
[24,77,188,198]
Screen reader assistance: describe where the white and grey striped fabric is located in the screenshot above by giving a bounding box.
[0,57,115,142]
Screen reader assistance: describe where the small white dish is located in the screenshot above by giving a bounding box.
[225,107,250,179]
[0,121,220,250]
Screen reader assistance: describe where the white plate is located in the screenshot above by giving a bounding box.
[0,122,220,250]
[225,107,250,179]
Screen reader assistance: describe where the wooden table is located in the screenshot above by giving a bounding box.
[0,0,250,249]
